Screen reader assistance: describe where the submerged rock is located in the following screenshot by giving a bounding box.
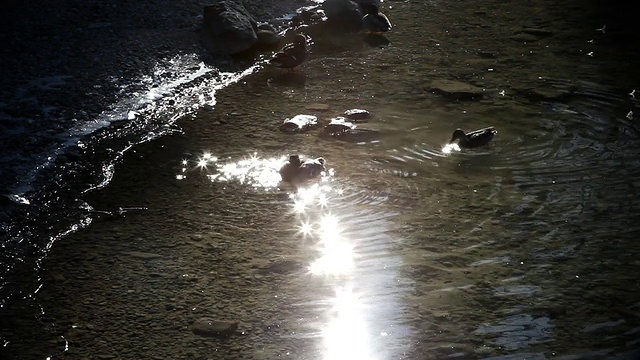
[201,1,258,55]
[280,114,319,133]
[428,79,484,100]
[322,117,379,142]
[257,259,304,274]
[191,318,238,337]
[305,103,331,111]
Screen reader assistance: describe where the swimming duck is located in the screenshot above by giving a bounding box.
[362,4,392,34]
[279,155,326,182]
[279,155,303,182]
[449,127,497,149]
[269,33,309,70]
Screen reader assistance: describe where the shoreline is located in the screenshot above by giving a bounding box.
[0,1,317,356]
[0,0,314,196]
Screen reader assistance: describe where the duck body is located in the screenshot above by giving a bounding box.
[279,155,326,182]
[270,34,308,70]
[362,4,392,33]
[449,127,497,149]
[298,157,326,180]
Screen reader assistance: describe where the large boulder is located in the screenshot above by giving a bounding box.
[322,0,364,32]
[201,1,258,55]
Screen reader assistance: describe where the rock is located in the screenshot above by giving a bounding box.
[322,0,364,32]
[180,274,199,282]
[256,30,280,47]
[51,274,67,283]
[257,259,303,274]
[510,33,540,43]
[280,114,319,133]
[191,318,238,337]
[521,28,554,37]
[201,1,258,55]
[527,87,572,101]
[428,79,484,100]
[255,23,281,48]
[290,8,324,27]
[323,117,356,135]
[343,108,371,122]
[322,117,380,142]
[121,251,162,259]
[305,103,331,111]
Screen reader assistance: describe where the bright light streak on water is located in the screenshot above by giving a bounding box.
[442,143,461,154]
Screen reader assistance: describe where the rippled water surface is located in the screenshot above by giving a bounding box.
[3,0,640,359]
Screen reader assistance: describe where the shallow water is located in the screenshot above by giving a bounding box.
[3,0,640,359]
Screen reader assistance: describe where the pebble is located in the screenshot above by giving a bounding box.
[191,318,238,337]
[305,103,330,111]
[121,251,162,259]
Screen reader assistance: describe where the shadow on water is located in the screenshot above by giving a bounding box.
[3,0,640,359]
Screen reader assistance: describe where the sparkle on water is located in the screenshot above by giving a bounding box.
[322,285,375,360]
[442,142,461,154]
[178,151,387,359]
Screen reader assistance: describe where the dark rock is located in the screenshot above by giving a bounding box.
[201,1,258,55]
[510,33,540,43]
[343,108,371,122]
[258,259,303,274]
[322,0,364,32]
[280,114,318,133]
[290,8,325,27]
[257,22,277,32]
[521,28,554,37]
[191,318,238,337]
[256,29,281,48]
[255,22,281,48]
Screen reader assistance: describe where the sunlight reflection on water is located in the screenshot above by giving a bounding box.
[177,152,334,190]
[442,143,461,155]
[178,151,405,359]
[322,285,376,360]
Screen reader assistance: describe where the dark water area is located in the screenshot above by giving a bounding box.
[2,0,640,359]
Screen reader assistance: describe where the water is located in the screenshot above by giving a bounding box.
[2,0,640,359]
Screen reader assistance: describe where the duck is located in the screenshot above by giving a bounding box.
[361,4,392,34]
[269,33,309,70]
[278,155,326,182]
[298,157,326,180]
[279,155,303,182]
[449,127,497,149]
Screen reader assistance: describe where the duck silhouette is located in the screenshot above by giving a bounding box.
[279,155,326,182]
[449,127,497,149]
[269,34,309,71]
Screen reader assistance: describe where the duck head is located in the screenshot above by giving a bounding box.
[289,154,302,167]
[449,129,466,143]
